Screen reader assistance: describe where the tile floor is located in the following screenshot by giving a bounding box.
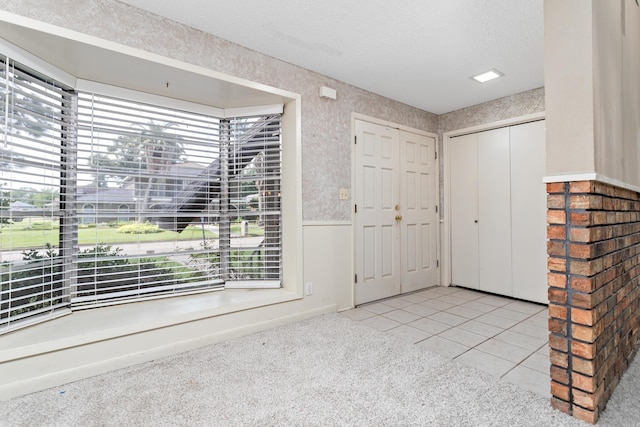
[341,286,550,397]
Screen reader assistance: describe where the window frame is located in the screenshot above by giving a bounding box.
[0,37,297,334]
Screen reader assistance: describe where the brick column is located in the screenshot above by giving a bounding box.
[547,181,640,424]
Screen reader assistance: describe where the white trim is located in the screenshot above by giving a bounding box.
[543,173,640,194]
[302,221,351,227]
[224,280,281,289]
[542,173,598,183]
[351,112,437,138]
[75,79,226,117]
[442,112,546,289]
[0,37,77,88]
[225,104,284,118]
[443,112,546,138]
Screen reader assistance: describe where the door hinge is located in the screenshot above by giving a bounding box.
[437,260,439,268]
[354,135,357,144]
[435,151,438,160]
[435,205,438,213]
[354,274,358,283]
[354,204,357,213]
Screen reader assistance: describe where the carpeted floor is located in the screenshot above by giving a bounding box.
[1,313,638,426]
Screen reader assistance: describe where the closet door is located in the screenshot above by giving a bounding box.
[477,128,512,296]
[450,133,479,289]
[510,120,547,303]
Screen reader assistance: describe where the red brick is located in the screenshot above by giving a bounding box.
[551,365,570,384]
[571,308,595,326]
[572,372,597,393]
[551,381,570,401]
[548,225,566,240]
[569,243,593,259]
[549,305,567,320]
[570,211,591,226]
[570,195,592,209]
[570,259,603,276]
[551,397,571,414]
[570,276,596,292]
[570,181,594,193]
[548,194,565,209]
[570,228,592,243]
[548,210,566,225]
[547,182,565,193]
[549,318,567,335]
[573,406,599,424]
[548,288,567,304]
[573,388,596,410]
[549,334,568,352]
[547,240,566,257]
[550,349,569,368]
[572,341,596,359]
[548,272,567,288]
[572,357,595,376]
[548,257,566,272]
[572,324,596,343]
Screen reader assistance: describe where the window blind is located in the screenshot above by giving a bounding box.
[0,55,75,332]
[1,52,282,332]
[74,93,282,307]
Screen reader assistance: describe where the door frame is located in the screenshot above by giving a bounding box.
[350,113,440,306]
[442,111,546,289]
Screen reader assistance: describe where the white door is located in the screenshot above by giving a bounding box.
[510,120,547,303]
[477,128,512,296]
[450,133,479,289]
[399,130,438,293]
[354,120,437,305]
[451,128,513,295]
[449,120,547,303]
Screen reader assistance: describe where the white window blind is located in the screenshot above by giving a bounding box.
[74,93,282,307]
[1,53,282,333]
[0,55,75,332]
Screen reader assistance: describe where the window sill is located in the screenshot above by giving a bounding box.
[0,288,300,363]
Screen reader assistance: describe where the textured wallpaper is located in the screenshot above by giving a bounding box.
[1,1,544,222]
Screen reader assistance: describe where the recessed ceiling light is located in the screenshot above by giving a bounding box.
[471,69,503,83]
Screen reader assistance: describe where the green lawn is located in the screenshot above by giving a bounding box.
[0,219,263,251]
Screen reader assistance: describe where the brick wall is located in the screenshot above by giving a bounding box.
[547,180,640,423]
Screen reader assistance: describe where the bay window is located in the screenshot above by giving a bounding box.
[1,53,282,334]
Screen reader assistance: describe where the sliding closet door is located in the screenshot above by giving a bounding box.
[477,128,512,296]
[450,133,479,289]
[510,120,547,303]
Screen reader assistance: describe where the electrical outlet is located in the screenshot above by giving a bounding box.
[305,282,313,296]
[339,188,349,200]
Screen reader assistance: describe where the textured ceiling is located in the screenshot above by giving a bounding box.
[118,0,544,115]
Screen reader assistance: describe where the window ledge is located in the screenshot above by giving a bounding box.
[0,288,300,363]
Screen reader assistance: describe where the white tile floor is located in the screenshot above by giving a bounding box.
[341,286,550,397]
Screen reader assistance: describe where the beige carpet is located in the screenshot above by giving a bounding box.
[0,313,637,426]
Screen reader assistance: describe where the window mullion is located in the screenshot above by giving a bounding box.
[219,119,231,281]
[60,89,78,303]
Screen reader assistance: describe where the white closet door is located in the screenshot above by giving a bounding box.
[510,120,548,303]
[450,133,479,289]
[477,128,512,296]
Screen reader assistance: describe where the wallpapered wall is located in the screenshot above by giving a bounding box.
[1,1,545,222]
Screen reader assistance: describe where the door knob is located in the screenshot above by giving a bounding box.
[395,215,403,221]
